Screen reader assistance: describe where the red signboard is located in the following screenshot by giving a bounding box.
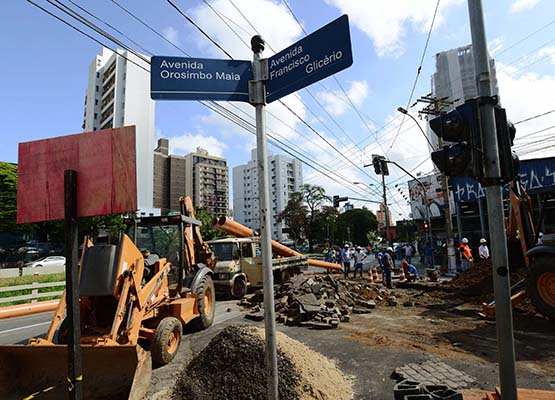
[17,126,137,224]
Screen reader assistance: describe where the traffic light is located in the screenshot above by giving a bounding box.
[371,154,382,175]
[494,106,520,182]
[429,99,483,178]
[380,158,389,176]
[333,195,348,208]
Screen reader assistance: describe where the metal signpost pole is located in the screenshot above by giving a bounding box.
[64,170,82,400]
[250,35,279,400]
[468,1,518,398]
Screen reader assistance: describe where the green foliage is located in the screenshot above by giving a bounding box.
[276,192,306,244]
[0,162,19,232]
[336,208,378,246]
[196,209,227,241]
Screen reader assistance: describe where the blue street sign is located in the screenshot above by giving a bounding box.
[266,15,353,103]
[150,56,252,102]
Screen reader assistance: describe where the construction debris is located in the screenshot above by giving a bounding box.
[171,325,352,400]
[243,274,406,328]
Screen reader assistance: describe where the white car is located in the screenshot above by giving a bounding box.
[25,256,66,269]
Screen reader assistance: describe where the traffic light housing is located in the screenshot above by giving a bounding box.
[494,106,519,182]
[333,195,348,208]
[429,99,483,178]
[371,154,382,175]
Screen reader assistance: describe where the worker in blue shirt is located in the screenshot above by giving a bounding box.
[401,260,420,282]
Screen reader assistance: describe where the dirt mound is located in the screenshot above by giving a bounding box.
[172,325,352,400]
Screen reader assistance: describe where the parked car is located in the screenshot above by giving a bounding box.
[25,256,65,269]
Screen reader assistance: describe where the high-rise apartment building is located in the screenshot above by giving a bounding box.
[184,148,229,216]
[429,44,498,147]
[83,48,155,210]
[233,150,303,242]
[153,138,186,213]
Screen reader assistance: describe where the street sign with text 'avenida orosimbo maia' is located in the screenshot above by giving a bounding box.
[150,56,252,102]
[266,14,353,103]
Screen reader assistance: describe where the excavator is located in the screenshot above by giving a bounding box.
[0,196,216,399]
[480,180,555,320]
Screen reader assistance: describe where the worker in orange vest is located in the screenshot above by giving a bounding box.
[459,238,473,272]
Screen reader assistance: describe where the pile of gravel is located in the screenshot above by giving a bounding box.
[172,326,301,400]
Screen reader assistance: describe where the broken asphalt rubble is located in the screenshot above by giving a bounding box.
[242,274,415,329]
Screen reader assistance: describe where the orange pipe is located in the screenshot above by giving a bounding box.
[214,217,341,271]
[0,300,59,320]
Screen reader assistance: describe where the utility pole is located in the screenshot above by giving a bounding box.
[366,156,391,246]
[417,95,457,274]
[382,172,391,246]
[468,1,517,398]
[250,35,279,400]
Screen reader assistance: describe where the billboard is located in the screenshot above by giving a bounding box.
[408,173,447,220]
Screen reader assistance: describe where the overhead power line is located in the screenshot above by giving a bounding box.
[514,109,555,125]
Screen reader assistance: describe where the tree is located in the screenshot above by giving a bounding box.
[0,162,19,233]
[196,209,227,241]
[276,192,306,244]
[336,208,378,246]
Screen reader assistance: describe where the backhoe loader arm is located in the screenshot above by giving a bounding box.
[179,196,216,270]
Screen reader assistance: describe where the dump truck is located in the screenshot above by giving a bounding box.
[0,196,216,400]
[480,180,555,320]
[208,236,308,298]
[210,216,341,298]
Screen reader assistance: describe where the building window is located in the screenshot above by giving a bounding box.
[95,99,98,106]
[94,113,97,120]
[96,72,100,78]
[95,85,99,92]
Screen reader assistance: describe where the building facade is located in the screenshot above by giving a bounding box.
[233,150,303,242]
[184,148,229,216]
[153,138,186,213]
[429,44,498,147]
[83,47,155,210]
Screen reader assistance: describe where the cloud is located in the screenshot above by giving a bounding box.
[318,80,369,116]
[325,0,463,58]
[496,61,555,160]
[162,26,180,46]
[168,133,228,158]
[538,46,555,64]
[509,0,541,13]
[488,37,504,56]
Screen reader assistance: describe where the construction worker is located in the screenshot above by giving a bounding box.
[383,247,394,288]
[479,238,490,259]
[353,246,366,278]
[401,260,420,282]
[459,238,473,272]
[340,244,351,279]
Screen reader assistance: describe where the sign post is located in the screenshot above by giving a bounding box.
[249,35,279,400]
[150,16,353,399]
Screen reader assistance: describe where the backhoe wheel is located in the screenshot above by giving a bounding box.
[191,274,215,330]
[231,276,247,299]
[151,317,182,366]
[526,256,555,321]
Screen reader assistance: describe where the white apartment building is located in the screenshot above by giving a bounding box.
[83,48,155,210]
[429,44,498,148]
[233,150,303,242]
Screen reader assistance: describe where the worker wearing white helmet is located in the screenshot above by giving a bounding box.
[459,238,473,272]
[479,238,490,260]
[382,247,394,288]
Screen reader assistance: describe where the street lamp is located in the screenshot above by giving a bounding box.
[397,107,435,148]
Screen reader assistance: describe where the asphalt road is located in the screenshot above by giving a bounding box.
[0,299,242,345]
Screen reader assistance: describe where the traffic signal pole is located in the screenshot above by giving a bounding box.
[250,35,279,400]
[382,173,391,246]
[468,1,517,399]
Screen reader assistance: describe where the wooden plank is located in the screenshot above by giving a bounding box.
[0,281,65,293]
[17,126,137,224]
[496,387,555,399]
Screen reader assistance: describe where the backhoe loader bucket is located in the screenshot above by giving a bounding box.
[0,344,151,400]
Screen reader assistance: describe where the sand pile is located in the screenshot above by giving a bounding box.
[172,325,352,400]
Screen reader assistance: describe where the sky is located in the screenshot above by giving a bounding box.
[1,0,555,221]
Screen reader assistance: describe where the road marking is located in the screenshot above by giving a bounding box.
[0,321,50,336]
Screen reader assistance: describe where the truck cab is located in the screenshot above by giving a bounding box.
[209,237,258,299]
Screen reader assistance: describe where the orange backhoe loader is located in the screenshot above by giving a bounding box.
[0,197,216,399]
[480,181,555,320]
